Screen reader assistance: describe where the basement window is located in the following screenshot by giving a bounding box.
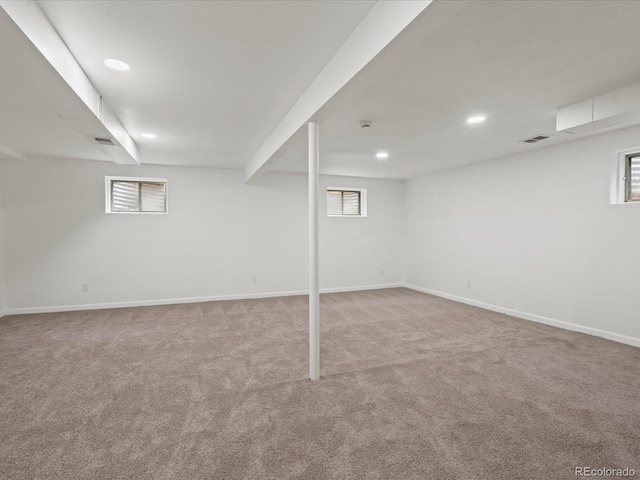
[625,153,640,202]
[610,148,640,205]
[105,176,168,213]
[327,188,367,217]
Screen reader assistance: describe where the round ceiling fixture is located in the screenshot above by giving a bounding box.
[467,115,486,124]
[376,152,389,159]
[141,133,157,139]
[360,121,372,129]
[104,58,131,71]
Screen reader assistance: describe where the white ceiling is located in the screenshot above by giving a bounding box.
[273,0,640,178]
[0,7,114,162]
[35,0,376,169]
[2,0,640,179]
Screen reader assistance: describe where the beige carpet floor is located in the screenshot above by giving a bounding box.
[0,288,638,479]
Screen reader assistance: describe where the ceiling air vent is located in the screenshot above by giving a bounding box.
[519,134,553,144]
[94,136,119,146]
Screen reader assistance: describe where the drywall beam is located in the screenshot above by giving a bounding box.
[308,121,320,381]
[0,0,139,164]
[243,0,432,183]
[557,79,640,135]
[0,143,27,161]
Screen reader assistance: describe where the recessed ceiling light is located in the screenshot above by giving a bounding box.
[467,115,486,124]
[141,133,156,139]
[104,58,131,71]
[376,152,389,159]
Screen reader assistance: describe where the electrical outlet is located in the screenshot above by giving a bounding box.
[466,280,471,288]
[252,277,257,284]
[82,283,89,292]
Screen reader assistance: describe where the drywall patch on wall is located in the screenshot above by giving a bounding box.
[404,124,640,342]
[2,158,403,310]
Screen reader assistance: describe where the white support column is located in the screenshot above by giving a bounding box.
[308,121,320,381]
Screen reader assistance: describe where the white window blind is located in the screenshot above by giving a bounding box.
[106,177,167,213]
[327,189,364,216]
[141,182,166,212]
[627,154,640,202]
[342,191,360,215]
[112,181,139,212]
[327,190,343,215]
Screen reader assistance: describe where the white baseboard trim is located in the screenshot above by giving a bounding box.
[321,283,404,294]
[1,283,404,316]
[404,284,640,349]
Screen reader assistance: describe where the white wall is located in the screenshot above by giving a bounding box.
[0,159,5,315]
[320,177,403,289]
[7,125,639,347]
[2,157,403,312]
[405,125,640,344]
